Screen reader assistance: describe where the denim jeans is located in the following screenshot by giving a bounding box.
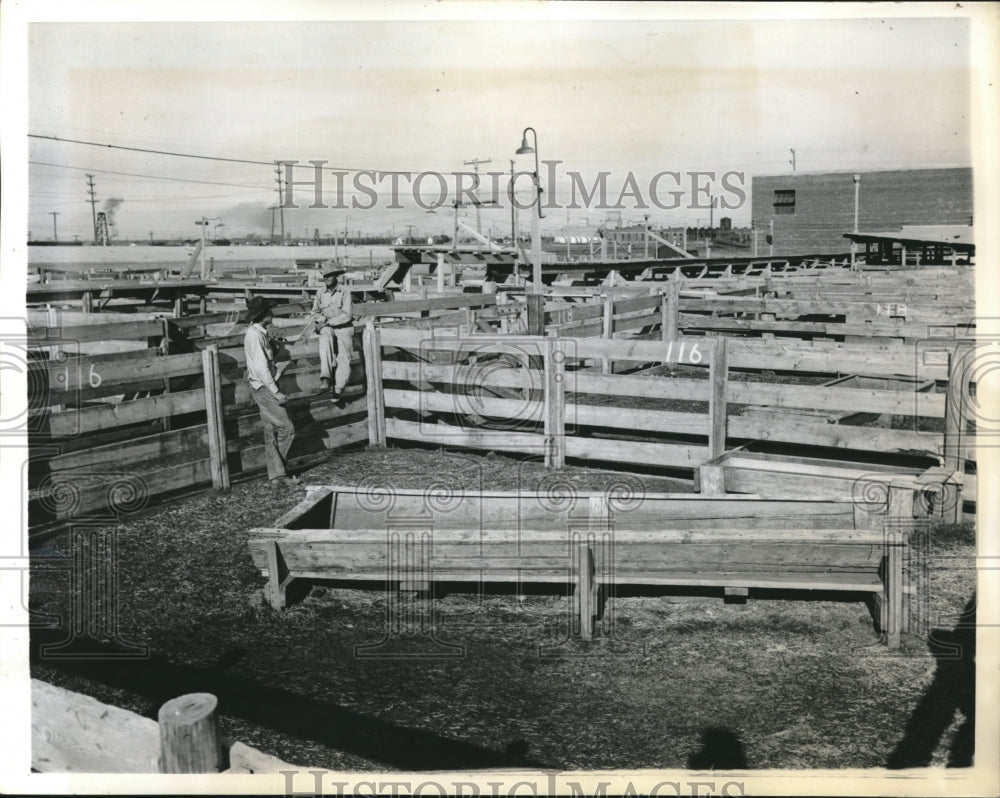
[251,385,295,479]
[317,325,354,392]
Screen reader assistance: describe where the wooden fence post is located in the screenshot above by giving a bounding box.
[661,280,679,341]
[157,693,224,773]
[943,344,971,474]
[576,542,595,641]
[602,293,614,374]
[160,318,172,433]
[544,338,566,468]
[886,482,915,638]
[708,337,729,460]
[526,293,545,337]
[201,344,230,490]
[363,322,386,446]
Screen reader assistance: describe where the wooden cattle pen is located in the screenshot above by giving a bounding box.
[26,252,977,651]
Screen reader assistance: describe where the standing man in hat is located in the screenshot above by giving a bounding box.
[244,296,300,487]
[311,264,354,408]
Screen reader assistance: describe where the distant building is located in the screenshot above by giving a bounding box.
[719,217,732,231]
[751,167,972,254]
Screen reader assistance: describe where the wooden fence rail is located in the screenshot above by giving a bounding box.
[367,326,973,475]
[27,327,368,527]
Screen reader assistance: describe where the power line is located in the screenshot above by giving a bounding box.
[29,160,270,190]
[29,133,276,167]
[29,133,371,173]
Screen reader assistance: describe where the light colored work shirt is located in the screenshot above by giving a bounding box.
[244,322,279,394]
[312,284,353,327]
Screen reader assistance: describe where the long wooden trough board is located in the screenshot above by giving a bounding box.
[247,522,905,645]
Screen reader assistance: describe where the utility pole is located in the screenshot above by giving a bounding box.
[789,149,796,171]
[49,212,60,242]
[86,174,99,243]
[464,157,491,235]
[269,205,277,244]
[274,163,285,243]
[196,219,210,278]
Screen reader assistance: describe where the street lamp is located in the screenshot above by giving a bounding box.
[515,127,544,292]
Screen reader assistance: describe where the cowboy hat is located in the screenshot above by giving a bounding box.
[246,296,278,323]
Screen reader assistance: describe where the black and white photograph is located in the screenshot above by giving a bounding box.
[2,1,998,795]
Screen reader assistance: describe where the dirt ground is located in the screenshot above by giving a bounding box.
[29,446,976,772]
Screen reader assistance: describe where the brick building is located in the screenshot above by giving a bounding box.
[751,167,972,254]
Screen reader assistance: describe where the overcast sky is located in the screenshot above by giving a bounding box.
[25,10,973,240]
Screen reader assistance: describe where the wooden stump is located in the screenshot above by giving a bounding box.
[157,693,224,773]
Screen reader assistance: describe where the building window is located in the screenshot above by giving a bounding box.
[773,189,796,215]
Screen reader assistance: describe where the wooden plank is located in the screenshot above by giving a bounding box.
[28,319,164,344]
[600,572,882,592]
[728,415,939,455]
[730,381,945,417]
[202,346,229,490]
[699,464,726,495]
[383,388,542,422]
[727,339,949,380]
[572,371,710,402]
[544,340,566,467]
[32,679,160,773]
[663,282,679,341]
[226,741,300,774]
[29,458,216,523]
[577,543,594,640]
[568,402,709,435]
[33,351,203,401]
[264,540,292,609]
[574,336,712,366]
[943,344,972,471]
[357,293,498,316]
[384,417,545,453]
[47,424,208,472]
[564,437,709,469]
[247,525,892,547]
[37,388,206,438]
[709,337,728,458]
[363,323,385,446]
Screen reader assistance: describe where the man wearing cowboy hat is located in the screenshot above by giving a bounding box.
[244,296,300,487]
[311,263,354,408]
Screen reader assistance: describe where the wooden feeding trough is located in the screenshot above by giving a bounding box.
[696,450,963,523]
[247,484,918,647]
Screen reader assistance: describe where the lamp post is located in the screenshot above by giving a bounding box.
[515,127,544,293]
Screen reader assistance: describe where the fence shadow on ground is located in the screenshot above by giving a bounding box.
[885,592,976,768]
[29,628,550,772]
